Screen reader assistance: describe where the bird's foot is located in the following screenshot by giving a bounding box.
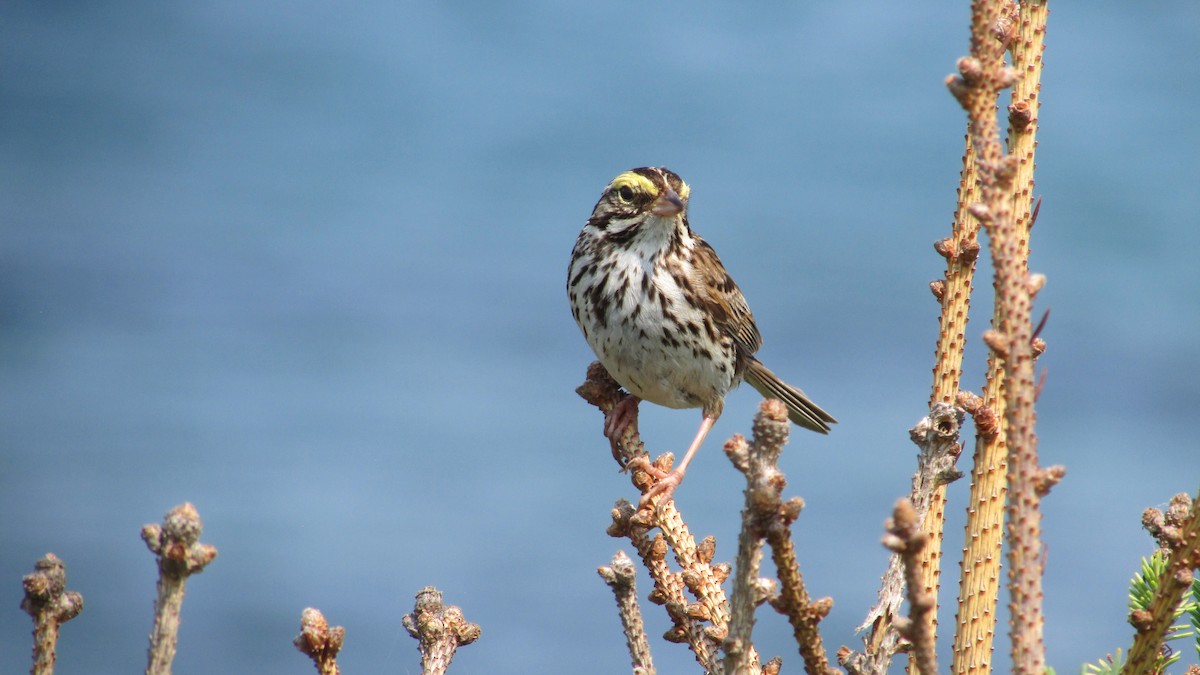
[604,395,640,462]
[637,469,685,510]
[627,456,685,510]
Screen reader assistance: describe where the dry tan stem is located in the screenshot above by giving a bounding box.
[401,587,482,675]
[948,10,1053,650]
[907,404,966,530]
[754,402,836,674]
[930,137,984,409]
[631,468,735,670]
[948,1,1050,671]
[923,99,1006,665]
[947,4,1045,671]
[1123,491,1200,675]
[850,404,962,674]
[652,499,733,632]
[951,388,1008,675]
[141,502,218,675]
[293,608,344,675]
[936,102,1012,675]
[948,2,1048,666]
[725,400,836,675]
[924,131,984,668]
[582,362,743,674]
[767,528,835,675]
[724,430,766,675]
[20,553,83,675]
[599,551,656,675]
[1007,0,1047,234]
[609,503,724,673]
[883,500,938,675]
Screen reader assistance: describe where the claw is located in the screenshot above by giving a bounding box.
[637,468,685,510]
[604,395,640,461]
[634,414,716,508]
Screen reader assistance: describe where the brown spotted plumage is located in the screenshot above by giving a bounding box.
[567,167,835,504]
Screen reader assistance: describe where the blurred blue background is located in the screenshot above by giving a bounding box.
[3,2,1197,673]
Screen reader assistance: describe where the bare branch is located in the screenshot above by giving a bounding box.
[401,587,481,675]
[21,553,83,675]
[293,608,344,675]
[882,500,938,675]
[142,502,217,675]
[599,551,656,674]
[849,404,963,674]
[725,400,837,675]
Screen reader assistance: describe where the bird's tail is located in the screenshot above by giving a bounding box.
[744,359,837,434]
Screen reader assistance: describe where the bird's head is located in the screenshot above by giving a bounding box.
[586,167,691,232]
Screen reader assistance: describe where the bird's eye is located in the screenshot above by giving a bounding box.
[616,185,635,202]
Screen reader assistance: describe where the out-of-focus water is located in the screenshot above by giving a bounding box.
[3,3,1197,673]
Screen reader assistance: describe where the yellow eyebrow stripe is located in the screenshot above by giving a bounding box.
[609,171,660,196]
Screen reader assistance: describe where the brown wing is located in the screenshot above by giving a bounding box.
[688,236,763,354]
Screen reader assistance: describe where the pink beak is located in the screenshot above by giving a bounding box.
[650,188,684,217]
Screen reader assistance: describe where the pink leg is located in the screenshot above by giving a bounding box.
[605,395,640,456]
[637,415,717,508]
